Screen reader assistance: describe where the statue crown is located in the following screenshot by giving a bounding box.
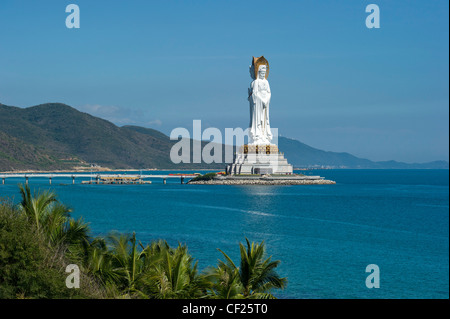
[251,56,269,79]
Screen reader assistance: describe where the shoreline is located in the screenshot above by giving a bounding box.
[3,167,446,174]
[0,168,224,174]
[188,179,336,185]
[188,175,336,185]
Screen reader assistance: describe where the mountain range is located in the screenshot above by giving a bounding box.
[0,102,448,171]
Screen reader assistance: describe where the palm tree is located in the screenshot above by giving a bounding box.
[138,241,210,299]
[211,238,287,299]
[18,183,57,231]
[18,184,90,249]
[15,185,287,299]
[78,236,127,297]
[105,231,147,296]
[204,261,243,299]
[85,236,210,299]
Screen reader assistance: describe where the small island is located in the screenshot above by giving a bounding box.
[188,172,336,185]
[189,57,336,186]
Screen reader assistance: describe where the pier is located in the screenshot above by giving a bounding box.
[0,173,197,185]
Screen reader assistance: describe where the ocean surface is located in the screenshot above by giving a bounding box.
[1,169,448,299]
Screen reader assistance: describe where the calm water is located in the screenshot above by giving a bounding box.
[1,169,448,299]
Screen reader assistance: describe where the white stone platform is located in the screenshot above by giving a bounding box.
[188,175,336,185]
[226,144,293,175]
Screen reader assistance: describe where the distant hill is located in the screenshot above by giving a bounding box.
[0,102,219,171]
[278,136,449,169]
[0,130,78,171]
[0,102,448,171]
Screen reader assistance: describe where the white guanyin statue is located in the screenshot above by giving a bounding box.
[226,56,294,175]
[248,56,273,145]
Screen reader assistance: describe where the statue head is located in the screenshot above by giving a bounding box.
[258,65,267,79]
[250,56,269,80]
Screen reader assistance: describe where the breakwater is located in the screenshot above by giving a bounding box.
[188,175,336,185]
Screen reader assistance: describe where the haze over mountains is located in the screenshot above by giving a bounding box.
[0,102,448,171]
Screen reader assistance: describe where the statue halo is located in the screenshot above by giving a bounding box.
[252,56,269,80]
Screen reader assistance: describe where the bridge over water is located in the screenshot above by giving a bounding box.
[0,173,197,185]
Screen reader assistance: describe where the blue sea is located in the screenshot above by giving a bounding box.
[1,169,448,299]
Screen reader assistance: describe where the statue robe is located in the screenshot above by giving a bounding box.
[249,78,272,144]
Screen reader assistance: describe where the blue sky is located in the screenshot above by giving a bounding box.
[0,0,448,163]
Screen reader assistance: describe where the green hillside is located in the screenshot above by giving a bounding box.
[0,103,221,171]
[0,102,447,171]
[0,130,80,171]
[278,136,449,169]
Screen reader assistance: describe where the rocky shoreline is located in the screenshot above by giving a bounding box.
[188,177,336,185]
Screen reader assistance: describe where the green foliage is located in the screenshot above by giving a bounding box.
[17,184,90,250]
[208,238,287,299]
[0,186,287,299]
[135,241,211,299]
[190,172,217,182]
[0,200,77,298]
